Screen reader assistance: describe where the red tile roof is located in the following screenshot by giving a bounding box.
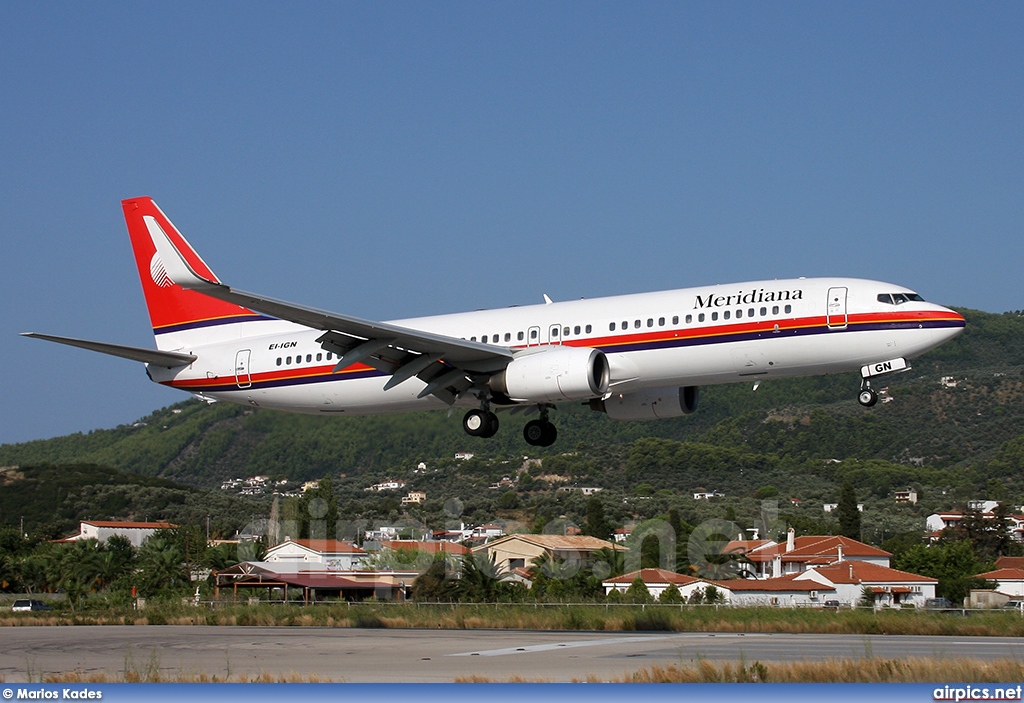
[271,539,366,555]
[603,568,702,586]
[805,561,936,585]
[731,535,890,564]
[716,574,830,593]
[977,568,1024,581]
[84,520,177,529]
[995,557,1024,570]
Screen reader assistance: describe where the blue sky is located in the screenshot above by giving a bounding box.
[2,3,1021,445]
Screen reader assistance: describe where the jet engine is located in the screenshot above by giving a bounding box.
[591,386,699,421]
[490,347,610,403]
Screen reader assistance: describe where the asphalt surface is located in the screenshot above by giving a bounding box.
[3,627,1024,682]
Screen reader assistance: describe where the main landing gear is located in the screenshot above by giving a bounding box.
[462,403,558,447]
[462,407,499,438]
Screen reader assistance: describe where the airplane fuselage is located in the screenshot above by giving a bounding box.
[147,276,964,416]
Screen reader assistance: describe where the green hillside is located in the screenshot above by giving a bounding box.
[0,464,263,538]
[1,308,1022,539]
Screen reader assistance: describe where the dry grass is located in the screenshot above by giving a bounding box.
[42,670,338,683]
[455,657,1024,683]
[6,603,1024,638]
[616,657,1024,683]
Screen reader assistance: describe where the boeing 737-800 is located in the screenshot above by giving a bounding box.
[24,197,966,446]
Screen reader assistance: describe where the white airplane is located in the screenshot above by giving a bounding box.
[24,197,966,447]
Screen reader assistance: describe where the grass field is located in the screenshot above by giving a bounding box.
[4,601,1024,638]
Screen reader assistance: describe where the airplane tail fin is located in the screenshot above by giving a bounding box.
[122,197,265,349]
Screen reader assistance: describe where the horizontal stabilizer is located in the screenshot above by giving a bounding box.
[21,333,197,368]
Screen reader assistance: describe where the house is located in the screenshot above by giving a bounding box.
[894,489,918,504]
[603,568,712,600]
[401,491,427,505]
[794,561,937,608]
[263,538,367,571]
[717,573,832,607]
[557,486,604,496]
[823,503,864,512]
[473,534,624,573]
[693,490,724,500]
[366,480,406,492]
[975,567,1024,597]
[56,520,177,548]
[725,531,891,579]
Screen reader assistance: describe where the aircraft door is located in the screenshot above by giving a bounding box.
[235,349,252,388]
[527,326,541,347]
[827,287,848,329]
[548,324,562,345]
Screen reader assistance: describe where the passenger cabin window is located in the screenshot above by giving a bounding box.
[634,320,641,328]
[563,326,570,336]
[647,318,653,328]
[685,314,692,324]
[698,313,705,322]
[585,324,592,333]
[504,332,511,342]
[518,331,524,341]
[772,305,779,315]
[609,322,616,331]
[711,312,718,321]
[760,307,767,316]
[784,304,792,314]
[736,310,742,319]
[276,357,282,366]
[673,315,679,325]
[574,325,581,335]
[723,311,731,320]
[748,308,755,317]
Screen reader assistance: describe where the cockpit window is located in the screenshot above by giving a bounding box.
[878,292,925,305]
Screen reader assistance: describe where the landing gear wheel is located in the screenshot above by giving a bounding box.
[463,409,499,437]
[523,419,557,447]
[858,388,878,407]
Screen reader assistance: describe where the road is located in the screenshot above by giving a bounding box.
[3,627,1023,682]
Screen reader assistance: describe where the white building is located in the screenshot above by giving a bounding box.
[263,538,367,571]
[57,520,176,548]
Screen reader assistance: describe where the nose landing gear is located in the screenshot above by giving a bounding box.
[858,384,878,407]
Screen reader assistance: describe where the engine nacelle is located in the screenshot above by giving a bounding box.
[591,386,699,421]
[490,347,610,403]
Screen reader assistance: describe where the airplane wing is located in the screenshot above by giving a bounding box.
[145,212,514,403]
[21,333,197,368]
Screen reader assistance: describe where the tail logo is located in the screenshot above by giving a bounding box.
[149,252,173,288]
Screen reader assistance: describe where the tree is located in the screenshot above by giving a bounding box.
[836,482,861,539]
[624,575,653,604]
[659,583,683,604]
[411,557,457,602]
[583,497,612,540]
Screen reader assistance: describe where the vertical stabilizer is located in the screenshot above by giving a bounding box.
[122,197,264,349]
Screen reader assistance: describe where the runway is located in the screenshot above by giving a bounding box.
[3,627,1023,682]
